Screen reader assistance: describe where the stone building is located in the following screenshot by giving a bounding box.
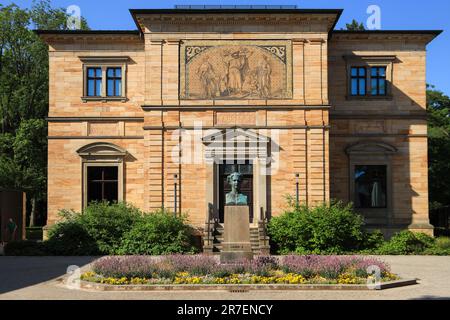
[37,8,441,252]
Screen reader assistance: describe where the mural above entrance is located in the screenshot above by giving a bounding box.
[180,40,293,100]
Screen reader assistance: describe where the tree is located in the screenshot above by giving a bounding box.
[13,119,47,227]
[427,84,450,210]
[0,1,89,227]
[344,19,366,31]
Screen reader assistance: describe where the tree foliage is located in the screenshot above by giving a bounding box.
[0,1,89,226]
[344,19,366,31]
[427,85,450,209]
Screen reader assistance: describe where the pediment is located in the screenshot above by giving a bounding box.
[202,128,269,145]
[345,141,397,155]
[77,142,127,157]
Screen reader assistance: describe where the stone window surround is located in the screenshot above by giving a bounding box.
[79,56,129,103]
[343,55,396,101]
[346,141,397,227]
[76,142,127,209]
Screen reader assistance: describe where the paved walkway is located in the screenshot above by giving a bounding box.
[0,256,449,300]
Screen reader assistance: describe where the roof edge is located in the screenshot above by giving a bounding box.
[331,30,442,43]
[130,8,344,34]
[332,30,443,35]
[129,8,344,14]
[34,30,140,35]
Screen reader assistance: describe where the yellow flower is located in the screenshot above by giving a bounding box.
[337,273,358,284]
[176,272,189,277]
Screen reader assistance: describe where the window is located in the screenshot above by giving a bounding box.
[354,165,387,209]
[344,55,395,100]
[86,67,102,97]
[350,67,366,96]
[371,67,387,96]
[106,67,122,97]
[80,56,129,102]
[87,166,118,204]
[78,142,126,208]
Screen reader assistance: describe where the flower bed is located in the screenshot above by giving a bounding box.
[81,255,399,286]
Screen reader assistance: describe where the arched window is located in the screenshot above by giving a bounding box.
[77,142,127,207]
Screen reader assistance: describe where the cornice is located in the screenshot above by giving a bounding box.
[331,31,442,44]
[134,13,339,33]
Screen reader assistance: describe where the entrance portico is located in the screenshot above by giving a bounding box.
[203,129,270,227]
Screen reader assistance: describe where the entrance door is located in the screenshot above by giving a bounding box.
[218,162,253,223]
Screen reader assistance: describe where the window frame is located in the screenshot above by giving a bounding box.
[80,56,129,102]
[86,67,103,97]
[344,55,395,100]
[82,162,123,208]
[350,66,367,97]
[106,67,123,97]
[86,165,119,204]
[77,142,127,209]
[370,66,388,96]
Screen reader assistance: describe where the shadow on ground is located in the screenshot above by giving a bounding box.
[0,256,99,294]
[409,295,450,300]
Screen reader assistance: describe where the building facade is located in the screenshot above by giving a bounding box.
[37,9,441,251]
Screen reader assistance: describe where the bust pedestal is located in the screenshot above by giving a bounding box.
[220,205,254,263]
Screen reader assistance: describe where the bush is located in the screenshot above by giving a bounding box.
[80,202,141,254]
[435,237,450,249]
[422,237,450,255]
[4,240,47,256]
[268,201,367,254]
[117,211,197,255]
[46,220,99,256]
[361,230,385,250]
[376,231,435,255]
[44,203,197,256]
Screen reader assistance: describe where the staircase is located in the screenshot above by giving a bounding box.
[203,221,270,255]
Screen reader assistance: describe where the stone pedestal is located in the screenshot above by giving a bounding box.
[220,205,254,263]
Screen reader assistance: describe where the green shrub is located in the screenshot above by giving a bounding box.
[268,201,366,254]
[435,237,450,249]
[376,231,435,255]
[46,220,99,255]
[4,240,47,256]
[361,230,385,250]
[79,202,141,254]
[118,210,197,255]
[422,237,450,255]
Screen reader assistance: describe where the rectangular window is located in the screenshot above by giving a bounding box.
[86,67,102,97]
[354,165,387,209]
[350,67,366,96]
[371,67,387,96]
[106,67,122,97]
[87,166,118,204]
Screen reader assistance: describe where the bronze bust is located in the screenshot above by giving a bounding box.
[225,172,248,206]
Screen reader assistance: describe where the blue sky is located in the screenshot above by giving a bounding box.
[3,0,449,95]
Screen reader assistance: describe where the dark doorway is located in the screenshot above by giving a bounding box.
[218,162,253,223]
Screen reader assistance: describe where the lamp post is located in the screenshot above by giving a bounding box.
[295,173,300,207]
[174,174,178,217]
